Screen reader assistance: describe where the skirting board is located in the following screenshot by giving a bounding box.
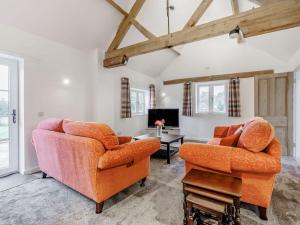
[22,166,40,175]
[184,137,209,143]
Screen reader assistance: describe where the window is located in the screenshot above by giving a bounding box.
[130,88,149,116]
[195,82,227,114]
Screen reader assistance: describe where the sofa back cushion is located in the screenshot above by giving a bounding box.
[37,118,64,132]
[237,119,274,152]
[63,120,119,150]
[226,124,242,136]
[220,131,242,147]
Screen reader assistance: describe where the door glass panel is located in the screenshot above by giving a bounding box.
[0,91,9,116]
[0,65,9,90]
[0,61,13,173]
[0,117,9,170]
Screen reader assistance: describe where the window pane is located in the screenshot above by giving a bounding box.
[213,85,226,113]
[197,86,209,113]
[130,91,137,113]
[137,92,144,113]
[0,91,9,116]
[0,65,9,90]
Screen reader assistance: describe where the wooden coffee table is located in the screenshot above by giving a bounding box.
[134,133,184,164]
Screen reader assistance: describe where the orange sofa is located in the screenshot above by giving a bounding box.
[179,118,281,220]
[32,118,160,213]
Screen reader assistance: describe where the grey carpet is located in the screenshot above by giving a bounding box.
[0,173,38,192]
[0,156,299,225]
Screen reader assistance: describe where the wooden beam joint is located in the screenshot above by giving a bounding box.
[103,55,128,68]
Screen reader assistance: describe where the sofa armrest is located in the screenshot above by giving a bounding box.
[98,138,160,170]
[214,126,229,138]
[179,143,232,173]
[231,148,281,174]
[118,136,132,144]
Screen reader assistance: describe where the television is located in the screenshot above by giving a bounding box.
[148,109,179,128]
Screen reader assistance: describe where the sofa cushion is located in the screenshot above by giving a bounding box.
[220,131,242,147]
[237,119,274,152]
[226,124,242,136]
[63,120,119,150]
[214,126,230,138]
[37,118,64,132]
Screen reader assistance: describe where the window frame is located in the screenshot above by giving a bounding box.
[130,88,149,116]
[194,81,228,115]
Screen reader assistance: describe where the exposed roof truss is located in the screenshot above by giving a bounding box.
[104,0,300,68]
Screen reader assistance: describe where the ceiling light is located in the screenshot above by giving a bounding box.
[161,92,166,97]
[229,26,241,39]
[62,78,70,85]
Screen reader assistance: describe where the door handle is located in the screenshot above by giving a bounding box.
[10,109,17,124]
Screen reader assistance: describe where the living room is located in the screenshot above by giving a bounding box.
[0,0,300,225]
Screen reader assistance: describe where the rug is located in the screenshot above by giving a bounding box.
[0,156,299,225]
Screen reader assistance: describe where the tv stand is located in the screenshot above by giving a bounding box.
[145,127,180,135]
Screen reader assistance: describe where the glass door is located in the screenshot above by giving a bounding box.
[0,57,19,177]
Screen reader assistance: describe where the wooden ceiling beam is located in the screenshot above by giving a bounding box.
[230,0,243,43]
[107,0,145,51]
[104,0,300,63]
[163,70,274,85]
[231,0,239,15]
[183,0,213,29]
[106,0,180,56]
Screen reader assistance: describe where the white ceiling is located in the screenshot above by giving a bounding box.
[0,0,299,77]
[0,0,130,51]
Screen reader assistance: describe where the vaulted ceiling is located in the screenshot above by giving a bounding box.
[0,0,299,77]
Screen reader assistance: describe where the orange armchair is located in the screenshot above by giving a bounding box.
[179,119,281,220]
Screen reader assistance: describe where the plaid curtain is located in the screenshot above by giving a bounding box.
[149,84,156,109]
[182,82,192,117]
[228,78,241,117]
[121,77,131,118]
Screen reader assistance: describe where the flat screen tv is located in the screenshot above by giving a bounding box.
[148,109,179,128]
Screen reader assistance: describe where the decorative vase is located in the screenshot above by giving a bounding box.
[156,126,162,136]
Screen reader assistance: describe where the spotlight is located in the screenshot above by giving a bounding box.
[229,26,241,39]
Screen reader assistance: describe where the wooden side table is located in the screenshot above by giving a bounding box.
[182,169,242,225]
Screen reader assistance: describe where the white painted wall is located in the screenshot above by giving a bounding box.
[89,49,156,136]
[295,69,300,159]
[158,78,254,140]
[156,33,300,140]
[0,25,91,174]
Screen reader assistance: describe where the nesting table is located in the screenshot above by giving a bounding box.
[182,169,242,225]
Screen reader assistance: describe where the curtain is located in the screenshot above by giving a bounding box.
[182,82,192,117]
[228,78,241,117]
[149,84,156,109]
[121,77,131,118]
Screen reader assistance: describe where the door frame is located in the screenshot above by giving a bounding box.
[0,56,19,177]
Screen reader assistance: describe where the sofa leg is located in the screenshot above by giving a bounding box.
[96,202,104,214]
[258,207,268,220]
[42,172,47,178]
[140,177,147,187]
